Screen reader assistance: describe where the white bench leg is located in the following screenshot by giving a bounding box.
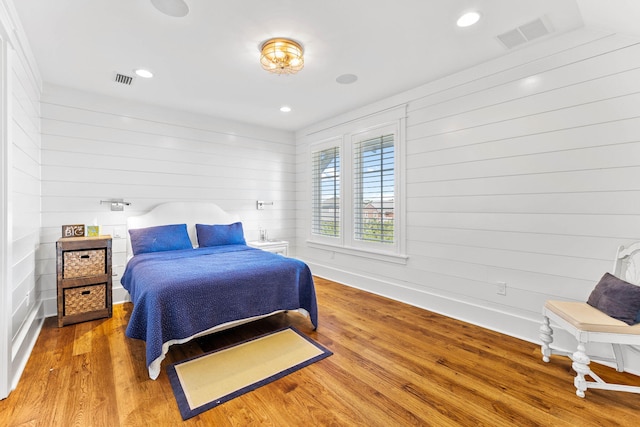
[572,343,590,398]
[540,315,553,363]
[612,344,625,372]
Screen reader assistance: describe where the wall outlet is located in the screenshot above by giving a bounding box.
[113,226,126,239]
[496,281,507,296]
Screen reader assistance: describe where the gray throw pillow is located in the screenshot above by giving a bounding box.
[587,272,640,325]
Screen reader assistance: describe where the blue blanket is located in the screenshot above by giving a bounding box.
[121,245,318,378]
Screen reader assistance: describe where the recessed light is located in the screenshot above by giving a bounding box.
[280,106,292,113]
[336,74,358,84]
[135,69,154,78]
[457,11,481,28]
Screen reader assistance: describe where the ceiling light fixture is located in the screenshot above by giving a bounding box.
[457,11,481,27]
[135,69,154,78]
[260,38,304,75]
[280,106,292,113]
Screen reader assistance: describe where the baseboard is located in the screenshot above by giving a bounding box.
[113,285,131,304]
[10,301,45,392]
[306,261,640,377]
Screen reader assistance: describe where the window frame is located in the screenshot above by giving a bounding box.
[307,107,407,264]
[310,136,343,246]
[349,125,398,254]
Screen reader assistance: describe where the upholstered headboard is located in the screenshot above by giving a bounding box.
[126,202,240,258]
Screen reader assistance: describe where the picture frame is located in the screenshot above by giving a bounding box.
[87,225,100,237]
[62,224,85,238]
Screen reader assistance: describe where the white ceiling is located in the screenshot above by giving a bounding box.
[10,0,639,132]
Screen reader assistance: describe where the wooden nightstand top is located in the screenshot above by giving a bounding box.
[58,235,112,242]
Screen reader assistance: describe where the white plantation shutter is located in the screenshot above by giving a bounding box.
[353,134,394,244]
[311,146,340,238]
[308,106,405,262]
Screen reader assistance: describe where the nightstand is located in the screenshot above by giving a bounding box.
[56,235,112,327]
[247,240,289,256]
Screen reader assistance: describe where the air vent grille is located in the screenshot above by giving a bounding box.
[114,73,134,85]
[497,18,551,49]
[519,19,550,40]
[497,30,527,50]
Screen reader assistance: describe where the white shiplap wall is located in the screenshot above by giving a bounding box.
[1,0,43,396]
[39,85,296,316]
[296,28,640,368]
[10,43,42,351]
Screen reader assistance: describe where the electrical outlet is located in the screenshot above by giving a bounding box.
[496,282,507,296]
[113,226,125,238]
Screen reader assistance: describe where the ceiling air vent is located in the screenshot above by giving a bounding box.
[114,73,134,85]
[497,17,551,49]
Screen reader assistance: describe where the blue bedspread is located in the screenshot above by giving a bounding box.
[121,245,318,378]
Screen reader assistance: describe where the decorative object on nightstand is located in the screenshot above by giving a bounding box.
[61,224,85,238]
[247,240,289,256]
[56,235,113,327]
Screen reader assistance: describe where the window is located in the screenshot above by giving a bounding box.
[354,134,394,244]
[312,145,340,238]
[308,109,406,262]
[349,126,399,254]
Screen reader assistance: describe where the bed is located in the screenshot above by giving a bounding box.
[121,202,318,380]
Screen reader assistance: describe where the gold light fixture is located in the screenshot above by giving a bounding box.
[260,38,304,75]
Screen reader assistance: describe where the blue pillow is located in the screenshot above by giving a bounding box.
[129,224,192,255]
[196,222,246,247]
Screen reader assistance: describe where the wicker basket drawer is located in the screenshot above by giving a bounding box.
[64,284,106,315]
[63,249,105,278]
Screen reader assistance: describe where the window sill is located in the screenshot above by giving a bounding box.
[306,240,408,265]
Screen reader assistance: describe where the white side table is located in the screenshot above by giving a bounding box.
[247,240,289,256]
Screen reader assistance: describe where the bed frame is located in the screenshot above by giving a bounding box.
[125,201,310,379]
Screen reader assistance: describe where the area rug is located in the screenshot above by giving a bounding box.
[167,326,332,420]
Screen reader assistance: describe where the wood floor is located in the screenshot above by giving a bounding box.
[2,277,640,426]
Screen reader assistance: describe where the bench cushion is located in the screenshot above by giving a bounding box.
[545,300,640,335]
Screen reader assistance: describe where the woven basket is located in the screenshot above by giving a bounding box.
[64,284,106,315]
[63,249,105,278]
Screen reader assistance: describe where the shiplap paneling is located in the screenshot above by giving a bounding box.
[39,85,296,315]
[295,28,640,370]
[4,14,43,397]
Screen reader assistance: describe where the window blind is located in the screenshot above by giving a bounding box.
[311,146,340,237]
[353,134,394,243]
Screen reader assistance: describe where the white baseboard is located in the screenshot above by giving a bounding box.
[10,302,45,392]
[113,285,131,304]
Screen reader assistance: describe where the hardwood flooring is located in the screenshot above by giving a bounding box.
[2,277,640,426]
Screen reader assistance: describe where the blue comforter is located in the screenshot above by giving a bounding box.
[121,245,318,378]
